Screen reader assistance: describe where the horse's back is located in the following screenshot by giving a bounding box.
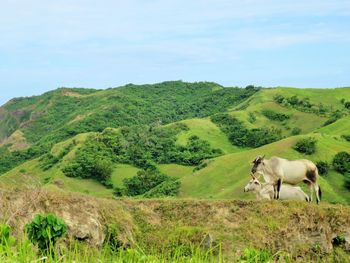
[270,157,314,184]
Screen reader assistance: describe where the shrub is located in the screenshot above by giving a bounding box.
[344,101,350,109]
[291,127,301,135]
[25,213,67,253]
[332,152,350,174]
[316,161,329,176]
[293,138,317,155]
[143,178,181,198]
[248,112,256,123]
[261,109,290,121]
[113,187,126,197]
[193,162,208,172]
[123,169,170,196]
[323,110,343,126]
[344,173,350,190]
[341,134,350,142]
[211,113,283,148]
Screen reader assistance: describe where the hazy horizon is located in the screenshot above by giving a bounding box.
[1,0,350,105]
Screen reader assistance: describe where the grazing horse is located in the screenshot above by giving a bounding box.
[251,156,322,204]
[244,174,310,201]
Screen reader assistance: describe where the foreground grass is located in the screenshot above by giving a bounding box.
[1,241,349,263]
[0,240,223,263]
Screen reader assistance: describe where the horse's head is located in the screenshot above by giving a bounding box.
[251,155,265,174]
[244,173,262,192]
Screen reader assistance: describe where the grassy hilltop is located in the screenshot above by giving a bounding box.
[0,82,349,204]
[1,82,350,261]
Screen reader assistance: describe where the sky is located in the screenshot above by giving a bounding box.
[0,0,350,105]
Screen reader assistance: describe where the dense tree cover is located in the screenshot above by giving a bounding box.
[0,82,257,176]
[293,138,317,155]
[211,113,282,148]
[62,124,221,192]
[261,109,290,122]
[0,145,44,175]
[2,82,256,145]
[273,94,330,115]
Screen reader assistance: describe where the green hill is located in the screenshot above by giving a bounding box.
[0,84,349,204]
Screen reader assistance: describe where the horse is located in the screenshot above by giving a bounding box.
[244,174,310,201]
[251,156,321,204]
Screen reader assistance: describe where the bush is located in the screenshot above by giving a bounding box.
[291,127,301,135]
[248,112,256,123]
[293,138,317,155]
[323,110,343,126]
[211,113,282,148]
[316,161,329,176]
[344,173,350,190]
[341,134,350,142]
[332,152,350,174]
[261,109,290,121]
[123,169,170,196]
[25,213,67,253]
[143,178,181,198]
[344,101,350,109]
[193,162,208,172]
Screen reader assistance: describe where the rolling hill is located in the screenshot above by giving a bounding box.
[0,83,349,204]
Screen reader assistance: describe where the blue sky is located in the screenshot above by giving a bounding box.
[1,0,350,105]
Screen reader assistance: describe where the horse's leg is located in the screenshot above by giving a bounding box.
[276,179,282,200]
[272,184,277,199]
[308,183,314,203]
[314,183,321,204]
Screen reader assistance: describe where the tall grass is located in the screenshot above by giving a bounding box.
[0,238,223,263]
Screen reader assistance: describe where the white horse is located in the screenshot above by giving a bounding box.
[251,156,321,204]
[244,175,310,201]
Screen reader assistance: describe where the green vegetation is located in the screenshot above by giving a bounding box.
[116,168,178,197]
[62,124,221,193]
[316,161,330,176]
[293,137,317,155]
[0,84,350,204]
[211,113,282,148]
[274,94,330,115]
[25,213,67,253]
[0,224,15,247]
[261,109,290,121]
[323,110,344,126]
[291,127,301,135]
[333,152,350,175]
